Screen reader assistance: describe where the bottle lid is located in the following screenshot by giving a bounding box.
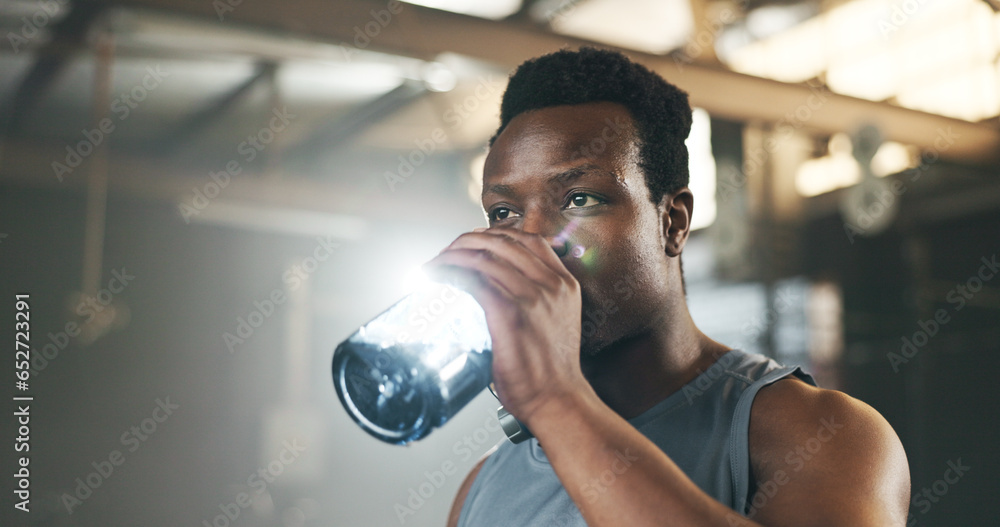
[497,406,534,444]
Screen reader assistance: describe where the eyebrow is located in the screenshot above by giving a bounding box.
[483,164,623,198]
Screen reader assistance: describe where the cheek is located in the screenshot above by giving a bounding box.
[569,209,660,275]
[576,231,661,303]
[599,216,670,303]
[602,209,664,270]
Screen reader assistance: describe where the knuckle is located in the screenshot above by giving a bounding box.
[471,248,495,262]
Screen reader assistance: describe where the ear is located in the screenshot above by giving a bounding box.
[659,187,694,257]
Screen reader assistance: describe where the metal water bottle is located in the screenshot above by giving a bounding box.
[331,282,494,444]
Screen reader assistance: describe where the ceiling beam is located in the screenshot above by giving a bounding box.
[154,61,278,156]
[79,0,1000,165]
[0,139,478,228]
[285,79,427,164]
[685,0,719,64]
[1,2,105,138]
[503,0,556,22]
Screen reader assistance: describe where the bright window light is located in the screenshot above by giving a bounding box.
[467,152,487,206]
[688,109,717,231]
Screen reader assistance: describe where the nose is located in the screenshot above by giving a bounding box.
[519,209,573,257]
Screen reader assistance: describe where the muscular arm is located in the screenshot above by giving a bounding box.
[746,378,911,526]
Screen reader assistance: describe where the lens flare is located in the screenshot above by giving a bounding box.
[553,218,580,248]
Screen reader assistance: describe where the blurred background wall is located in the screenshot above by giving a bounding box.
[1,0,998,525]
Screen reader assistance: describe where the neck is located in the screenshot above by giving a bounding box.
[580,302,729,419]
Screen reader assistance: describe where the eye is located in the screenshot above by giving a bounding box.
[488,206,520,223]
[566,193,603,209]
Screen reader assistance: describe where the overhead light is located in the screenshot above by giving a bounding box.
[727,17,827,83]
[795,133,861,197]
[279,61,406,102]
[895,63,1000,122]
[722,0,1000,122]
[870,141,916,177]
[795,156,861,197]
[400,0,522,20]
[826,48,896,101]
[551,0,694,55]
[420,62,457,93]
[745,3,818,40]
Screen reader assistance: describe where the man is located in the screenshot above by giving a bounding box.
[426,47,910,527]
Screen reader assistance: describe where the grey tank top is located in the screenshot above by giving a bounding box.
[458,349,816,526]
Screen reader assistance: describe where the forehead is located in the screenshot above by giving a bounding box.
[483,102,642,191]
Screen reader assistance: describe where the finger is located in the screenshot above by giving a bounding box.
[480,228,577,283]
[442,230,573,289]
[442,232,556,287]
[424,248,543,302]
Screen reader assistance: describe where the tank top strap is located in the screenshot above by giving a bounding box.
[729,363,816,510]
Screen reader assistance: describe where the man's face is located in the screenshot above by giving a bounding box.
[482,101,680,356]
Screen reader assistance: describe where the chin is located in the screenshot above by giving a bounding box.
[579,332,613,359]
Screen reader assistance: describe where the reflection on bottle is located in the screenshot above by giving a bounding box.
[332,283,493,444]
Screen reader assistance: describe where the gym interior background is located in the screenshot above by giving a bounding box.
[1,0,998,525]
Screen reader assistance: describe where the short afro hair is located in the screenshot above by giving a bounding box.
[490,47,693,203]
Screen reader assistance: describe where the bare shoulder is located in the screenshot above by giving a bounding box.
[446,456,489,527]
[746,378,911,526]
